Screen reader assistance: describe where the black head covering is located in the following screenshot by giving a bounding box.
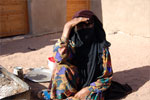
[69,10,111,89]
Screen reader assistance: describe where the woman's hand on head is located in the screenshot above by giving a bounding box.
[62,17,89,40]
[66,17,89,28]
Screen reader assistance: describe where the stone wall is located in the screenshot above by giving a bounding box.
[28,0,150,37]
[28,0,66,35]
[100,0,150,37]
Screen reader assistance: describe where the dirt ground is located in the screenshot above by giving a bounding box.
[0,32,150,100]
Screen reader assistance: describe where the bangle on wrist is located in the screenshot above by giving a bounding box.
[60,36,69,43]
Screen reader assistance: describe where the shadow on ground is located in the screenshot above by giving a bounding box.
[25,66,150,99]
[113,65,150,92]
[24,79,49,100]
[0,33,61,56]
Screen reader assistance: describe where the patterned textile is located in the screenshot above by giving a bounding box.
[45,39,113,100]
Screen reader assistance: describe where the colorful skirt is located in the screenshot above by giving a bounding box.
[41,63,104,100]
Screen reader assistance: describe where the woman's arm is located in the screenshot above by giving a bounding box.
[61,17,89,42]
[88,47,113,92]
[53,17,89,63]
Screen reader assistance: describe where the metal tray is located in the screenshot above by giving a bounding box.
[0,66,30,100]
[24,68,52,82]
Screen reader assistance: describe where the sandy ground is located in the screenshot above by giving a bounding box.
[0,32,150,100]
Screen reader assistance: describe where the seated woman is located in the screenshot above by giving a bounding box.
[38,10,132,100]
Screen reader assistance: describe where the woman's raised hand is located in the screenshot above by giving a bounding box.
[62,17,89,40]
[66,17,89,28]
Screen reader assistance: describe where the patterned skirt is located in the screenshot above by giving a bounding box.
[43,64,104,100]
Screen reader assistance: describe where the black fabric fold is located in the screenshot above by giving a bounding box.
[69,10,110,88]
[104,81,132,100]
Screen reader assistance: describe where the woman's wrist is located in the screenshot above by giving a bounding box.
[60,36,69,43]
[61,23,72,41]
